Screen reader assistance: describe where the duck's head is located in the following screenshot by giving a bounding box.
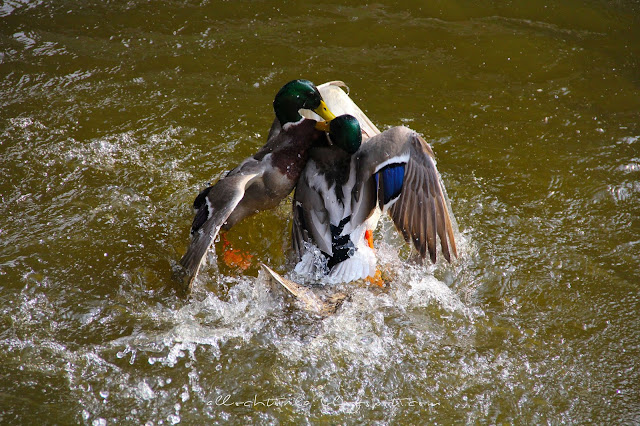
[327,114,362,155]
[273,79,336,125]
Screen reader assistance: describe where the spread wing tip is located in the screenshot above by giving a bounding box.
[381,130,458,265]
[177,223,221,293]
[177,241,207,292]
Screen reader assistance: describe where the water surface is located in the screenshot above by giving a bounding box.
[1,0,639,423]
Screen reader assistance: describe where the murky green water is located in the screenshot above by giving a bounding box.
[2,0,639,423]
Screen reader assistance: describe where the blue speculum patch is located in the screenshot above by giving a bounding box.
[377,163,405,206]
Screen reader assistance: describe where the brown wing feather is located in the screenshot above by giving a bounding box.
[387,132,457,263]
[179,173,257,291]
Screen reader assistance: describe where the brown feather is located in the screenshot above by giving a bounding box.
[435,195,451,262]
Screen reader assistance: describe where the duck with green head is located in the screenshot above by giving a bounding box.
[179,79,336,292]
[290,109,457,285]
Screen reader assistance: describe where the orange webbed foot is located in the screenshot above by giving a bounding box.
[221,234,253,271]
[365,269,385,288]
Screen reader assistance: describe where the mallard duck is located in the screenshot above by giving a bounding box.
[291,103,457,284]
[179,79,337,291]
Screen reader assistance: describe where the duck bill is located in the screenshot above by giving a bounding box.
[314,120,331,132]
[313,100,335,131]
[314,100,336,122]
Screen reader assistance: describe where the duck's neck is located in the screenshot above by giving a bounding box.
[281,115,306,131]
[274,99,304,126]
[272,120,324,179]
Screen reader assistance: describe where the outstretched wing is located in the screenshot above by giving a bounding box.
[353,126,457,263]
[179,171,260,291]
[315,81,381,139]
